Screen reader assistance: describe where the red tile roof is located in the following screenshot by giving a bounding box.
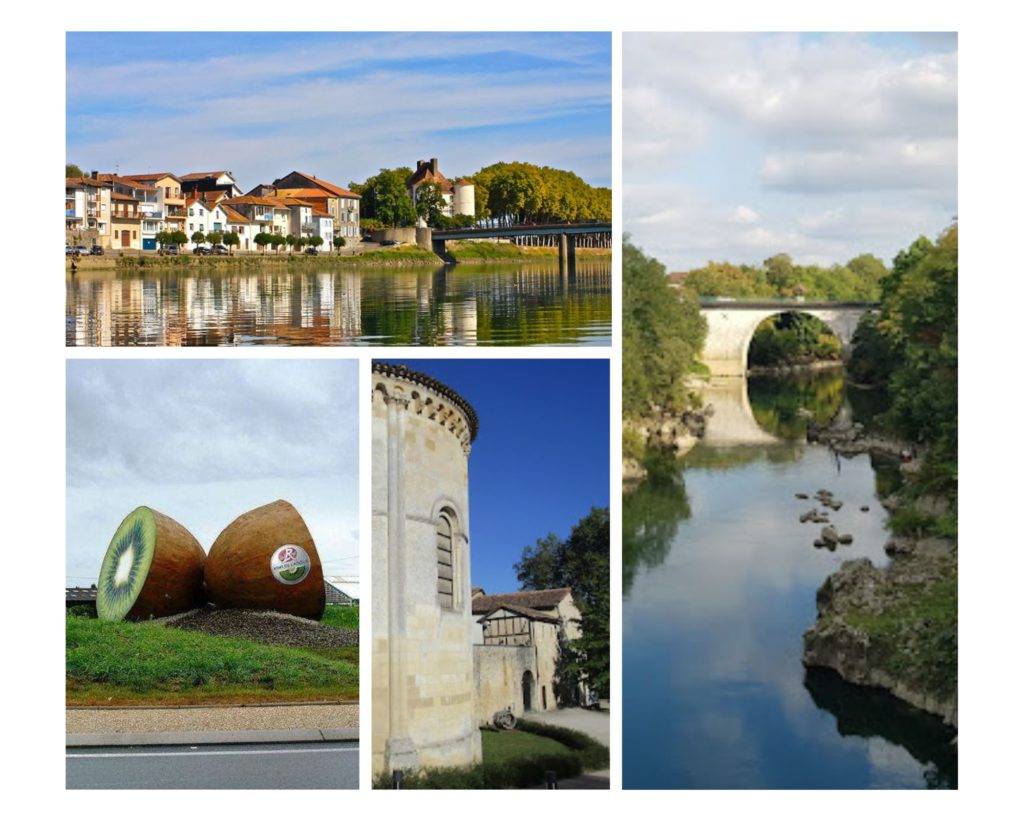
[273,172,359,199]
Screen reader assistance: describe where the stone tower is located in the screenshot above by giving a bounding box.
[371,363,482,776]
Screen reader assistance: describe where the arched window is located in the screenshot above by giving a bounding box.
[436,511,456,610]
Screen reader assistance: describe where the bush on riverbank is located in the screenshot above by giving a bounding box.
[748,313,843,367]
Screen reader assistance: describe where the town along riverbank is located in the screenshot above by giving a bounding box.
[622,368,956,789]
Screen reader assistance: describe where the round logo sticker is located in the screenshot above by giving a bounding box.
[271,544,311,585]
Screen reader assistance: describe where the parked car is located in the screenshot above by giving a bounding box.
[380,239,398,247]
[65,246,77,256]
[210,244,229,255]
[193,246,211,255]
[89,245,104,256]
[304,246,319,255]
[161,244,179,255]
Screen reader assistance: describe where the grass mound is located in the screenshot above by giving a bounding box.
[66,613,358,705]
[374,720,608,789]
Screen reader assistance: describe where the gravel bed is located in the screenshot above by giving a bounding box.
[172,608,358,650]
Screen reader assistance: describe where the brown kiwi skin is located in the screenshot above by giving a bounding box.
[127,508,207,621]
[203,500,326,620]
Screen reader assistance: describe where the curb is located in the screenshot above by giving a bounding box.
[67,727,359,748]
[67,700,359,711]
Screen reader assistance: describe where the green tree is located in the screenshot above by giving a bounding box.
[155,230,170,249]
[222,232,240,253]
[414,181,446,226]
[170,230,187,246]
[333,236,346,252]
[308,235,324,249]
[191,230,206,246]
[354,168,417,227]
[254,232,270,253]
[514,507,610,699]
[623,240,707,414]
[66,163,84,178]
[207,230,223,246]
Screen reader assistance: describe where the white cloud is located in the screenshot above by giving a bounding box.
[624,33,957,269]
[66,360,360,585]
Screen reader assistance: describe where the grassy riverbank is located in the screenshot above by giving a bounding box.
[445,241,610,263]
[66,612,359,706]
[373,721,608,789]
[67,241,611,273]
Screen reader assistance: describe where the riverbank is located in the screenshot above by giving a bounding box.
[802,416,957,727]
[445,241,610,263]
[67,241,612,273]
[747,359,844,377]
[623,404,709,490]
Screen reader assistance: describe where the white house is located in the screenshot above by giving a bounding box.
[185,193,230,248]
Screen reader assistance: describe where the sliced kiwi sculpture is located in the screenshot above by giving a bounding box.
[96,506,206,621]
[204,500,325,620]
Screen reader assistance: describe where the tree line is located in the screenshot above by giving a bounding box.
[349,161,611,229]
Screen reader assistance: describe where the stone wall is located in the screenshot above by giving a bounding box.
[372,366,481,775]
[474,645,536,723]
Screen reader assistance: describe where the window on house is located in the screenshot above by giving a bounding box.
[436,511,456,610]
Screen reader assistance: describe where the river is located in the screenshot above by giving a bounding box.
[65,260,610,346]
[623,369,956,789]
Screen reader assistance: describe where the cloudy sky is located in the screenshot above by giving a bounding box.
[624,32,957,271]
[66,360,359,587]
[66,32,611,189]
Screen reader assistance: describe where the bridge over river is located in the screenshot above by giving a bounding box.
[430,222,612,270]
[699,299,878,377]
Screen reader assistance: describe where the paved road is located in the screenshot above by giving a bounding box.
[526,707,610,746]
[67,741,359,789]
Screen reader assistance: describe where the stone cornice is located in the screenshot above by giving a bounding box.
[373,362,479,442]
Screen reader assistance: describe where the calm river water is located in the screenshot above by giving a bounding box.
[623,369,956,789]
[65,260,610,346]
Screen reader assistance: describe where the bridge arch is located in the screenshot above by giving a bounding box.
[698,301,874,377]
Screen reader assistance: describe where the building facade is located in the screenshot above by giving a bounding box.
[372,363,481,776]
[271,171,361,241]
[65,176,112,247]
[407,158,475,219]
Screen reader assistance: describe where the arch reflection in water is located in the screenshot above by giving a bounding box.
[65,261,611,347]
[623,369,954,789]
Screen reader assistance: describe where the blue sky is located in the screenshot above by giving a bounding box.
[66,32,611,189]
[384,359,609,594]
[66,360,359,587]
[625,32,957,270]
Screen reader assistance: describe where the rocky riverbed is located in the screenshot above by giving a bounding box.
[802,417,957,727]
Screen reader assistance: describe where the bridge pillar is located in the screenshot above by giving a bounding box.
[558,233,576,275]
[432,237,446,257]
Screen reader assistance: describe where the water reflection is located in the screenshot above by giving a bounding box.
[623,369,954,789]
[66,261,611,346]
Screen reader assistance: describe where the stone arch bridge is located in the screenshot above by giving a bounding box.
[699,299,878,377]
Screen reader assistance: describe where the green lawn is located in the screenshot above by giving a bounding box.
[375,720,608,789]
[66,614,358,706]
[320,605,359,630]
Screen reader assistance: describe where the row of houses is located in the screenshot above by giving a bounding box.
[65,169,362,251]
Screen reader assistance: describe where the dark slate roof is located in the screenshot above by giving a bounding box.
[472,587,571,616]
[373,362,479,441]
